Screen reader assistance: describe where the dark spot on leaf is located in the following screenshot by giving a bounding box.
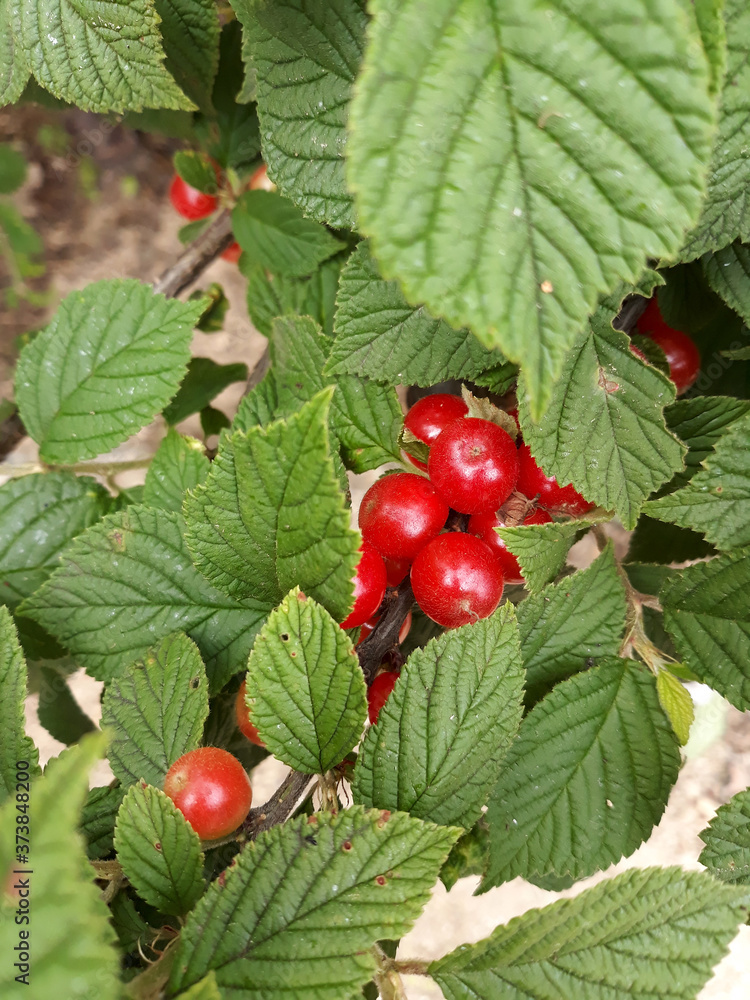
[307,815,318,826]
[281,633,290,642]
[375,875,387,886]
[342,840,353,851]
[305,835,317,846]
[109,529,125,552]
[154,842,162,851]
[190,676,200,689]
[598,367,619,393]
[290,651,297,657]
[377,811,391,828]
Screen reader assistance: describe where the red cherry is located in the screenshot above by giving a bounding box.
[248,163,276,192]
[411,533,504,628]
[383,556,411,587]
[357,610,412,647]
[359,473,449,561]
[222,241,242,264]
[403,394,469,470]
[428,418,519,515]
[516,444,594,517]
[341,541,388,629]
[368,670,400,725]
[163,747,252,841]
[468,507,552,585]
[169,174,218,221]
[636,297,701,394]
[235,679,264,747]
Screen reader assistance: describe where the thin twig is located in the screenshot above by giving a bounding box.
[357,579,415,686]
[242,769,313,840]
[153,210,235,298]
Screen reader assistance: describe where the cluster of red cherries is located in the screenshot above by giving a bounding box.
[168,161,275,263]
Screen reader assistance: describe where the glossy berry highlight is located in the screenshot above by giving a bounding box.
[359,473,449,561]
[403,393,468,469]
[410,532,504,628]
[168,174,218,221]
[428,417,519,514]
[163,747,252,841]
[516,444,594,517]
[468,507,552,585]
[235,679,264,747]
[340,541,388,629]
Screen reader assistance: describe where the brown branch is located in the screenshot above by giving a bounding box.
[0,409,25,462]
[242,768,313,840]
[357,579,415,686]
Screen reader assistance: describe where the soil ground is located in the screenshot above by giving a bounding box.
[2,105,749,997]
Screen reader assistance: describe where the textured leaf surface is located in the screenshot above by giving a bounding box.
[15,280,202,463]
[661,394,750,494]
[679,0,750,259]
[327,241,501,385]
[163,357,249,425]
[184,389,359,621]
[115,782,205,915]
[15,0,194,113]
[232,190,342,277]
[355,606,524,829]
[703,242,750,325]
[0,734,119,999]
[656,669,694,745]
[101,632,208,787]
[700,788,750,884]
[80,784,125,860]
[168,807,459,998]
[0,606,38,805]
[348,0,715,415]
[37,665,96,745]
[519,309,684,528]
[440,820,490,891]
[0,0,29,106]
[245,589,366,773]
[483,659,680,887]
[517,546,627,704]
[432,867,749,1000]
[20,505,268,690]
[156,0,220,112]
[143,430,210,513]
[0,472,112,607]
[238,0,366,228]
[661,548,750,709]
[495,520,581,593]
[647,410,750,548]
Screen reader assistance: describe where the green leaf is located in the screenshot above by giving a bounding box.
[37,664,96,745]
[0,143,27,193]
[471,361,520,397]
[143,430,210,513]
[0,472,112,607]
[656,668,694,745]
[15,0,195,114]
[0,734,120,998]
[432,867,749,1000]
[354,605,524,829]
[80,784,125,860]
[0,606,39,805]
[722,344,750,360]
[440,819,490,891]
[519,309,684,528]
[703,242,750,326]
[200,405,230,437]
[233,369,281,431]
[348,0,715,417]
[646,409,750,548]
[155,0,220,113]
[700,788,750,884]
[517,545,627,704]
[101,632,210,787]
[326,241,503,385]
[0,0,30,106]
[687,0,728,98]
[660,547,750,710]
[168,806,459,998]
[184,389,359,621]
[245,588,366,774]
[15,280,203,463]
[661,393,750,493]
[164,357,249,425]
[191,283,230,333]
[20,505,268,690]
[232,190,343,277]
[627,515,715,564]
[495,520,582,594]
[174,150,220,194]
[115,782,206,915]
[482,658,680,888]
[237,0,367,229]
[179,973,222,1000]
[678,0,750,259]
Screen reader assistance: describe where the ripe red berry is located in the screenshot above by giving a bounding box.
[468,507,552,585]
[169,174,218,221]
[357,610,412,646]
[403,394,469,470]
[222,241,242,264]
[516,444,594,517]
[411,533,504,628]
[235,679,264,747]
[637,297,701,394]
[428,418,519,515]
[340,541,388,629]
[359,473,449,561]
[383,555,411,587]
[368,670,400,725]
[163,747,252,841]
